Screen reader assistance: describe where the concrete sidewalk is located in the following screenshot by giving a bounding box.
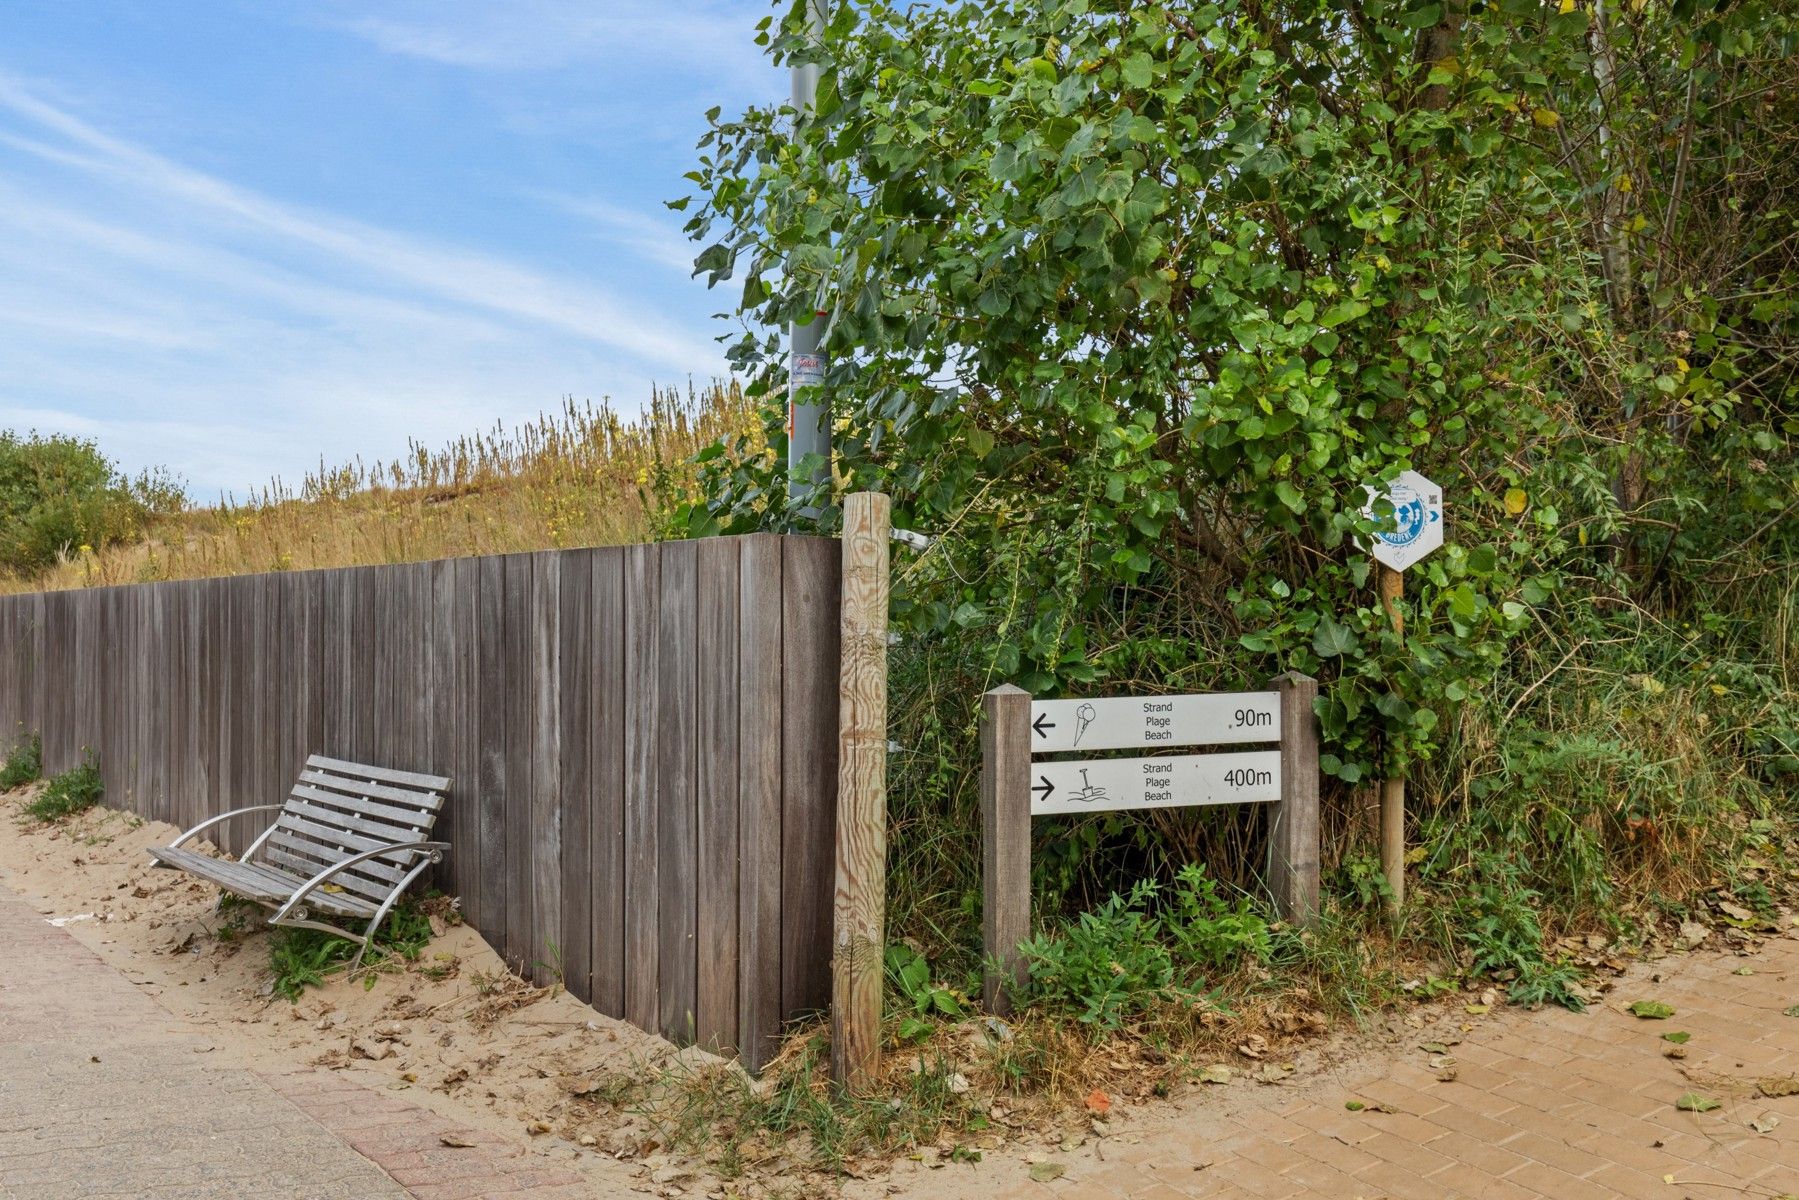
[0,882,587,1200]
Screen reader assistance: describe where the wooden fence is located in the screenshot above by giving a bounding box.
[0,534,841,1069]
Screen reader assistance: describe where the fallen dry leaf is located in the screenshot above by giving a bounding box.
[1083,1089,1111,1116]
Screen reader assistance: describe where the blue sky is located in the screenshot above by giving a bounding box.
[0,1,779,499]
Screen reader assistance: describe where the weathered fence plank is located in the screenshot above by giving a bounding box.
[780,536,841,1023]
[695,536,741,1055]
[622,542,661,1034]
[737,534,786,1071]
[656,539,700,1044]
[557,548,596,1003]
[590,548,627,1019]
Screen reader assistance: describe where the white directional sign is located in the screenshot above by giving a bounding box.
[1031,750,1283,816]
[1029,692,1280,753]
[1361,469,1444,572]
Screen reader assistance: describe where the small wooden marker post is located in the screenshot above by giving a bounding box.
[1268,671,1321,925]
[1360,470,1443,918]
[832,492,890,1091]
[980,685,1031,1016]
[1375,563,1406,913]
[981,678,1320,1014]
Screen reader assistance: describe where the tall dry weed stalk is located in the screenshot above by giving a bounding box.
[3,381,755,593]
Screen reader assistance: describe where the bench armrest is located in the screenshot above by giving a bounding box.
[270,841,450,925]
[155,806,285,853]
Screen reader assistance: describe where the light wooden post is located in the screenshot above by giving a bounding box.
[981,685,1031,1016]
[832,492,890,1091]
[1268,671,1320,927]
[1376,563,1405,912]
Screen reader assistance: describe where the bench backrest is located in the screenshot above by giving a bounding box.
[258,755,451,904]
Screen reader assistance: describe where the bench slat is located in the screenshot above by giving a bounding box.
[263,829,409,886]
[305,754,451,794]
[149,847,378,917]
[262,830,408,887]
[273,811,427,862]
[295,771,446,814]
[261,842,401,903]
[289,780,440,827]
[285,796,431,846]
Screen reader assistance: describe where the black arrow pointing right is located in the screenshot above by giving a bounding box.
[1032,712,1056,738]
[1031,775,1055,802]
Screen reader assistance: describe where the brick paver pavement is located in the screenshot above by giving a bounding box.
[862,935,1799,1200]
[0,881,593,1200]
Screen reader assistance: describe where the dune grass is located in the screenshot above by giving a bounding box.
[1,381,756,595]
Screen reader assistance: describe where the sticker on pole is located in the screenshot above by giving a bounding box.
[1361,470,1443,572]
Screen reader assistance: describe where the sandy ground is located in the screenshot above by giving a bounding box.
[6,782,1787,1199]
[0,785,740,1194]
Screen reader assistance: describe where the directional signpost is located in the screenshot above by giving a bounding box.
[1360,470,1446,917]
[981,675,1320,1014]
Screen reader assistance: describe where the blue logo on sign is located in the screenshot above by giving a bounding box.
[1376,483,1429,547]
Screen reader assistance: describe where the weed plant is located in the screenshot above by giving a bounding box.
[0,731,41,789]
[268,899,436,1002]
[25,751,103,821]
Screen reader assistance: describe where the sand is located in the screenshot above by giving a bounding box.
[0,785,737,1195]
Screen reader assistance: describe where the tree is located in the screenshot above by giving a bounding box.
[681,0,1797,783]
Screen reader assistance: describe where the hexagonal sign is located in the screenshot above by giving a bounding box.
[1361,470,1444,572]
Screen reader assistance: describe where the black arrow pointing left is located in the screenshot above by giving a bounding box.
[1032,713,1055,738]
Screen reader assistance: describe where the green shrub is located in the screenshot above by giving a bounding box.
[0,732,42,789]
[1164,864,1270,974]
[0,431,178,576]
[1019,880,1176,1031]
[268,899,434,1001]
[885,944,967,1043]
[25,751,103,821]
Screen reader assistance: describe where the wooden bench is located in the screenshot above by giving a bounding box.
[148,754,451,969]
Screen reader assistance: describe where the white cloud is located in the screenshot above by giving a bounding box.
[0,71,728,496]
[0,74,720,373]
[530,191,699,273]
[324,0,771,86]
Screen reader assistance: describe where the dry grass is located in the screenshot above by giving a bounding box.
[1,381,757,594]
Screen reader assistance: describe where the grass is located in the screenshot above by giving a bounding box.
[0,731,41,789]
[268,895,443,1001]
[24,750,104,821]
[0,382,756,595]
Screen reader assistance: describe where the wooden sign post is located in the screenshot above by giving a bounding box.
[981,675,1320,1016]
[832,492,889,1091]
[1360,471,1444,915]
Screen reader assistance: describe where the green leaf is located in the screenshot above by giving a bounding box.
[1120,53,1153,89]
[1312,616,1356,658]
[1275,480,1305,513]
[1662,1031,1691,1044]
[1028,1162,1067,1183]
[1676,1092,1721,1112]
[1629,1000,1676,1019]
[1320,299,1370,327]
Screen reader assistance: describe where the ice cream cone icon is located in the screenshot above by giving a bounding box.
[1075,703,1096,746]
